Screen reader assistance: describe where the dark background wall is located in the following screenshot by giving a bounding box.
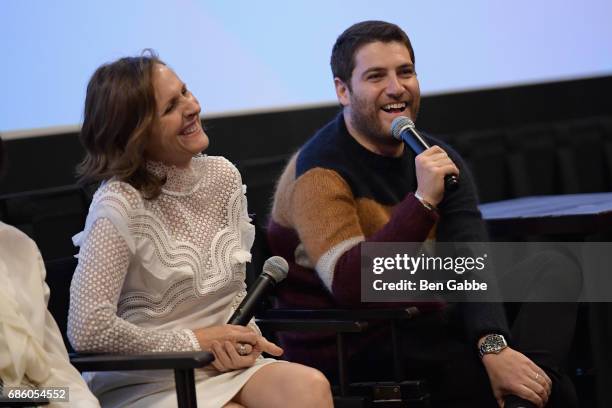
[2,75,611,223]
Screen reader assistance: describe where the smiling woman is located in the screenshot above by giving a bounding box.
[144,64,209,168]
[76,51,166,199]
[68,51,333,408]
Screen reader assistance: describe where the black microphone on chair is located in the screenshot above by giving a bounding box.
[227,256,289,326]
[391,116,459,191]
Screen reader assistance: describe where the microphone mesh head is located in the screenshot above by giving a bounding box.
[391,116,414,141]
[262,256,289,283]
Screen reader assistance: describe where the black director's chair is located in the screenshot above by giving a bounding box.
[256,308,434,408]
[45,256,214,408]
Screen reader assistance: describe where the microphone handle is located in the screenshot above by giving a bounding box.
[228,274,275,326]
[402,128,459,192]
[401,132,426,155]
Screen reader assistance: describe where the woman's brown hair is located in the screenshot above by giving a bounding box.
[77,50,166,199]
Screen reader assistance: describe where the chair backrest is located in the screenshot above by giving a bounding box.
[45,256,78,353]
[454,128,512,203]
[0,185,91,260]
[506,123,560,197]
[237,154,290,229]
[453,115,612,203]
[556,117,612,194]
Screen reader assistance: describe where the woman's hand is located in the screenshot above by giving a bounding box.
[193,325,283,372]
[253,336,284,357]
[194,324,259,350]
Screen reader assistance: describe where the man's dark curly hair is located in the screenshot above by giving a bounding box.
[330,20,415,89]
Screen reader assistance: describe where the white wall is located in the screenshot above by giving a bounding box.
[1,0,611,135]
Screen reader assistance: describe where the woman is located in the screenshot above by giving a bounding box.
[67,52,333,408]
[0,136,100,407]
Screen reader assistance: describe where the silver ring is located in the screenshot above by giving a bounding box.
[238,343,248,356]
[535,372,541,381]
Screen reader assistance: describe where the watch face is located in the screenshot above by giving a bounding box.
[481,334,507,356]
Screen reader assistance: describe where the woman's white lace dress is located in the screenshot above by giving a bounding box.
[68,155,279,407]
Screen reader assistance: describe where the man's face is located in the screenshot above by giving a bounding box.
[335,41,420,155]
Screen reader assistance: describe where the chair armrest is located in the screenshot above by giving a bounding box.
[254,308,420,333]
[256,307,444,335]
[258,307,420,321]
[69,351,214,372]
[256,318,369,333]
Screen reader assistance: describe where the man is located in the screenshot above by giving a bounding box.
[267,21,578,407]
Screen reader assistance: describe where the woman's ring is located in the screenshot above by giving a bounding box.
[535,372,541,381]
[238,343,249,356]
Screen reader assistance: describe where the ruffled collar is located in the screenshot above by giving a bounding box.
[146,154,207,196]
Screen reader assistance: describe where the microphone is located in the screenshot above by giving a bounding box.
[391,116,459,191]
[228,256,289,326]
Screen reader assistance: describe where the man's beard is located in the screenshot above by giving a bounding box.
[349,93,388,143]
[347,92,419,149]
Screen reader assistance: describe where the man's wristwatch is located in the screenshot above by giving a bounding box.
[478,334,508,358]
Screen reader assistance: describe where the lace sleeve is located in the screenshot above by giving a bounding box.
[67,218,200,353]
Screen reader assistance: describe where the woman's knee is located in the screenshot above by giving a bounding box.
[282,364,333,406]
[239,362,333,408]
[305,367,333,402]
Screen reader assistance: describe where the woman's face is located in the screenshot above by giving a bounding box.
[145,63,209,167]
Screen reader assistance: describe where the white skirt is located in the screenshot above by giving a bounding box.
[85,357,281,408]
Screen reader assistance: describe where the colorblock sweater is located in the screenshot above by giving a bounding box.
[267,112,509,368]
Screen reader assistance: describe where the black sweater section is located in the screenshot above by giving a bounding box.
[297,112,417,205]
[297,112,510,344]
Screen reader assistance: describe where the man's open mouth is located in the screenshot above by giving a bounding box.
[381,102,407,113]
